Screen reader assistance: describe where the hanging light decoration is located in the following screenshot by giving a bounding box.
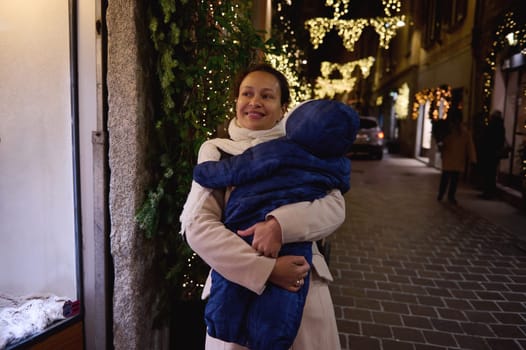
[304,17,337,49]
[314,57,375,98]
[381,0,402,17]
[369,16,406,49]
[315,77,358,99]
[325,0,351,19]
[335,19,370,51]
[305,0,405,51]
[320,57,376,79]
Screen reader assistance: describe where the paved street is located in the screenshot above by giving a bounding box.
[329,154,526,350]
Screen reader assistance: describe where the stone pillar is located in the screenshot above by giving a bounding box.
[106,1,165,349]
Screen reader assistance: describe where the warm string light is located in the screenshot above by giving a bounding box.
[326,0,402,17]
[381,0,402,17]
[393,83,410,119]
[325,0,350,19]
[304,18,336,49]
[315,77,357,99]
[320,57,375,79]
[483,11,526,188]
[272,1,313,104]
[178,1,251,298]
[181,253,205,298]
[369,16,405,49]
[305,0,405,51]
[305,16,406,51]
[266,51,311,105]
[482,11,525,112]
[334,19,369,51]
[314,57,375,98]
[196,62,233,133]
[412,86,452,120]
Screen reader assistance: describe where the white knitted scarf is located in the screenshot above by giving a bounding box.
[179,118,285,235]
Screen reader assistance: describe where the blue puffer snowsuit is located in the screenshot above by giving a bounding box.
[193,99,360,350]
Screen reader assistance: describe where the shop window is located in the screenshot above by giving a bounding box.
[0,1,82,348]
[442,0,467,32]
[413,86,453,161]
[422,0,442,49]
[422,0,467,48]
[505,70,526,191]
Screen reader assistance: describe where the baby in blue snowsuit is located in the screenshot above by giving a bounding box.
[193,99,359,350]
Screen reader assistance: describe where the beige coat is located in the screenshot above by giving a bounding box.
[186,188,345,297]
[441,125,477,172]
[185,187,345,350]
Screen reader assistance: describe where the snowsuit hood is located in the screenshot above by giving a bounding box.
[285,99,360,158]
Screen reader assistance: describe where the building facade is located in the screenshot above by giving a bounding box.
[372,0,525,199]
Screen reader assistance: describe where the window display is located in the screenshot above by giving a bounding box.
[0,1,81,348]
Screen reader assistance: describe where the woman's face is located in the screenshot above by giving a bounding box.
[236,70,287,131]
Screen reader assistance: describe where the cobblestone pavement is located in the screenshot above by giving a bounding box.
[329,155,526,350]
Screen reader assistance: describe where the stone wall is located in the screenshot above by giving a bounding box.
[106,1,165,349]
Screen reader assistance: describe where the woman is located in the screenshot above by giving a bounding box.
[437,109,477,204]
[181,64,344,349]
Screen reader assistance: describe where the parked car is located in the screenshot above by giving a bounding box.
[348,116,385,159]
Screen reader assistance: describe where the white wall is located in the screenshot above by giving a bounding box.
[418,46,472,92]
[0,1,77,298]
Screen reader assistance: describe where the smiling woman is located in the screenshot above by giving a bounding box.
[235,66,290,131]
[181,63,345,350]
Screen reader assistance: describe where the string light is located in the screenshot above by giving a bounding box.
[334,19,369,52]
[305,0,405,51]
[412,86,452,120]
[482,11,525,113]
[320,57,375,79]
[314,57,375,98]
[381,0,402,17]
[393,83,410,119]
[325,0,350,20]
[369,16,406,49]
[266,51,311,105]
[304,18,337,49]
[315,76,357,99]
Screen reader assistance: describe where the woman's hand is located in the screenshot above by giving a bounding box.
[268,255,310,292]
[238,216,282,258]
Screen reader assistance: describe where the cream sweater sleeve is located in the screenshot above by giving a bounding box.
[268,189,345,244]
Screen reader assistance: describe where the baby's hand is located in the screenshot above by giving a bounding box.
[238,216,282,258]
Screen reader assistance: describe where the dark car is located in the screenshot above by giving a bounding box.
[348,116,385,159]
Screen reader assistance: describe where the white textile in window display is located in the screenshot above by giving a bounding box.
[0,294,67,349]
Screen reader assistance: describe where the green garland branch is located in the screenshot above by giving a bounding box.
[136,0,267,303]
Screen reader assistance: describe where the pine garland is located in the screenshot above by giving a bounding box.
[136,0,266,304]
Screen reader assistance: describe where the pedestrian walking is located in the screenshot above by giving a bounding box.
[437,109,477,204]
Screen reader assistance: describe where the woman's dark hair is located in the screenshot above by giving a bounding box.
[233,63,291,107]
